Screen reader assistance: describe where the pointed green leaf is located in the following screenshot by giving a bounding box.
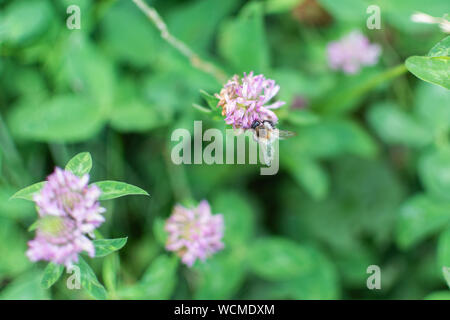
[192,103,212,113]
[76,257,107,300]
[65,152,92,177]
[94,181,149,200]
[92,237,128,258]
[428,36,450,58]
[41,263,64,289]
[199,90,219,109]
[406,56,450,90]
[10,182,45,201]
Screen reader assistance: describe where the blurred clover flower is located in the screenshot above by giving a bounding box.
[215,71,285,129]
[327,30,381,74]
[165,200,224,267]
[27,168,105,268]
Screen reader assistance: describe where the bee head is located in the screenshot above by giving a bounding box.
[251,120,261,129]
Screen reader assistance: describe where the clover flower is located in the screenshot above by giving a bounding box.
[26,168,105,268]
[165,200,224,267]
[327,30,381,74]
[215,72,285,129]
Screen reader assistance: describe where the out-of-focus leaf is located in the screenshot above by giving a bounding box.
[92,237,128,258]
[269,246,339,299]
[0,0,53,45]
[0,187,34,219]
[282,155,329,200]
[10,182,45,201]
[58,33,116,107]
[367,102,431,148]
[285,119,377,159]
[94,181,149,200]
[101,0,160,66]
[167,0,240,53]
[424,291,450,300]
[75,257,107,300]
[0,271,50,299]
[419,149,450,201]
[265,0,303,14]
[396,194,450,249]
[438,228,450,270]
[41,263,64,289]
[110,101,162,132]
[218,2,269,73]
[65,152,92,177]
[118,255,178,299]
[414,82,450,132]
[318,0,369,24]
[7,95,106,143]
[406,56,450,90]
[285,110,319,126]
[443,267,450,288]
[194,251,246,299]
[153,218,168,247]
[248,237,314,281]
[0,218,30,277]
[212,191,255,247]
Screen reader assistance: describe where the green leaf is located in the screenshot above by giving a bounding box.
[428,36,450,58]
[92,237,128,258]
[192,103,213,113]
[424,291,450,300]
[438,228,450,270]
[212,191,255,247]
[282,156,329,200]
[10,182,45,201]
[443,267,450,289]
[285,110,320,126]
[265,0,303,14]
[406,56,450,90]
[94,181,149,200]
[199,90,220,110]
[194,251,246,299]
[218,2,269,73]
[367,102,432,148]
[75,257,107,300]
[167,0,240,53]
[41,263,64,289]
[118,255,178,299]
[419,149,450,201]
[0,0,53,45]
[65,152,92,177]
[414,82,450,131]
[110,101,162,133]
[7,95,106,143]
[248,237,314,281]
[0,271,50,300]
[153,218,168,247]
[396,194,450,249]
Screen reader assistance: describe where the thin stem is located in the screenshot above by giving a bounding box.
[132,0,227,84]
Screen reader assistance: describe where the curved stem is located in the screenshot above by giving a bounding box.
[132,0,228,84]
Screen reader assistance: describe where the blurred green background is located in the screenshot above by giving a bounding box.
[0,0,449,299]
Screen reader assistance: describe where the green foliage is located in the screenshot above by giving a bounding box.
[41,263,64,289]
[76,257,107,300]
[65,152,92,177]
[218,2,269,73]
[406,37,450,89]
[92,238,128,258]
[95,181,149,200]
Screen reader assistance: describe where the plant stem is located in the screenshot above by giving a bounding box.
[319,64,408,114]
[132,0,227,84]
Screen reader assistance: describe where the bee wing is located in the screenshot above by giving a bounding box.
[277,130,296,140]
[259,140,274,166]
